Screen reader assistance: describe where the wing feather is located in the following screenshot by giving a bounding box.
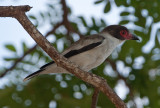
[24,34,105,81]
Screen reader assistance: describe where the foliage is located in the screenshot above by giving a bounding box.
[0,0,160,108]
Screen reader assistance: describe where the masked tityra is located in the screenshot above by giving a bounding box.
[24,25,139,81]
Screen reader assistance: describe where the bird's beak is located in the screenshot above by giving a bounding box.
[130,34,139,40]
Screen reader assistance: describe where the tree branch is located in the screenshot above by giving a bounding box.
[0,45,36,78]
[61,0,83,38]
[0,5,31,17]
[91,88,100,108]
[0,0,82,78]
[0,5,127,108]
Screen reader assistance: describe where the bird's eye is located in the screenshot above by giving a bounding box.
[120,30,128,37]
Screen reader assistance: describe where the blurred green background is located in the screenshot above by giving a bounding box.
[0,0,160,108]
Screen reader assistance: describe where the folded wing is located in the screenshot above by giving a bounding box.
[24,34,105,81]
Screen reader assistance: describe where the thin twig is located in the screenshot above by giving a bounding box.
[0,21,61,78]
[0,5,127,108]
[91,88,100,108]
[0,45,36,78]
[61,0,83,38]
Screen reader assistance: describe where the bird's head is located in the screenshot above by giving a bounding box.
[101,25,139,41]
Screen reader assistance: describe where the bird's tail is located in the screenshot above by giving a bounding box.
[23,62,69,81]
[23,69,45,82]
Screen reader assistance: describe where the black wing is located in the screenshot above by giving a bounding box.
[24,35,104,81]
[40,38,104,69]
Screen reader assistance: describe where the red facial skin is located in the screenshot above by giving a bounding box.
[120,30,132,40]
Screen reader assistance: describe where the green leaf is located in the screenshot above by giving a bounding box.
[22,42,28,53]
[4,57,18,61]
[21,60,35,65]
[91,17,96,26]
[79,16,87,27]
[47,12,51,17]
[70,22,78,31]
[120,12,130,16]
[40,12,45,21]
[5,44,16,52]
[119,20,130,25]
[29,15,36,20]
[47,4,54,9]
[100,18,106,26]
[104,2,111,13]
[94,0,104,4]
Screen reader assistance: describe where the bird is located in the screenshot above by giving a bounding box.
[24,25,139,81]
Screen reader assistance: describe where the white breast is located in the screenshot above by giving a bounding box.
[43,33,124,74]
[69,34,124,71]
